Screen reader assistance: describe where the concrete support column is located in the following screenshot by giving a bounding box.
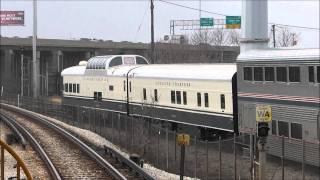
[2,49,14,95]
[32,51,40,97]
[49,50,63,95]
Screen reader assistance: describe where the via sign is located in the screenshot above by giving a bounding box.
[256,105,272,122]
[225,16,241,29]
[200,18,214,27]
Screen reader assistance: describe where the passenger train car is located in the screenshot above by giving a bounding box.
[237,48,320,166]
[61,55,238,135]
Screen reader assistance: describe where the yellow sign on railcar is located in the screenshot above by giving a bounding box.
[256,105,272,122]
[177,133,190,146]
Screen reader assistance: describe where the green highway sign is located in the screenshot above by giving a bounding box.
[226,16,241,29]
[200,18,214,27]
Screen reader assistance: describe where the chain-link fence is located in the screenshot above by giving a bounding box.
[1,95,319,180]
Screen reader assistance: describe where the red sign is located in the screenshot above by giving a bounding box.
[0,11,24,26]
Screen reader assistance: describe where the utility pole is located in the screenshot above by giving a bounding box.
[199,0,202,43]
[272,24,276,48]
[150,0,155,64]
[32,0,39,97]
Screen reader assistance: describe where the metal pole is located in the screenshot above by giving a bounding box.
[258,140,266,180]
[302,140,305,180]
[281,136,285,180]
[157,128,160,165]
[20,51,24,96]
[180,145,185,180]
[174,131,177,161]
[250,134,254,180]
[195,136,197,179]
[166,127,169,170]
[150,0,155,64]
[32,0,39,98]
[219,136,222,180]
[234,134,237,180]
[206,140,208,180]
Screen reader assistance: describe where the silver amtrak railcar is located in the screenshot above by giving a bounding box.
[237,48,320,166]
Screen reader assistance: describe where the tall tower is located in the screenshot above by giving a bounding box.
[240,0,269,52]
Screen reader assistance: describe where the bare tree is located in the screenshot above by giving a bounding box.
[276,27,299,47]
[228,30,240,46]
[189,29,212,45]
[210,28,228,46]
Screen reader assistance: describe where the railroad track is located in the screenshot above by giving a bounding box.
[0,103,154,180]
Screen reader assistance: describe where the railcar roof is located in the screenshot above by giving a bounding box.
[61,65,86,76]
[237,48,319,61]
[128,64,236,80]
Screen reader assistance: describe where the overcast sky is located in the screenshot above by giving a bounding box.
[1,0,319,48]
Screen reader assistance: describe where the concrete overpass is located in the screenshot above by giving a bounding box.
[0,37,239,96]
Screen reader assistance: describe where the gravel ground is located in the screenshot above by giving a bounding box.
[0,121,50,180]
[5,104,197,180]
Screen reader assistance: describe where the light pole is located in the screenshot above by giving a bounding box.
[32,0,39,97]
[150,0,155,64]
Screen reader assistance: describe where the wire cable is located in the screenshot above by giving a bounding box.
[133,2,149,42]
[158,0,320,31]
[158,0,227,17]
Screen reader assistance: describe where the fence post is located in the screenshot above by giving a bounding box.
[118,113,121,145]
[157,127,160,166]
[174,131,177,161]
[131,116,134,151]
[234,133,237,180]
[195,136,197,179]
[281,136,285,180]
[111,112,114,143]
[250,134,254,180]
[302,140,305,180]
[206,140,208,180]
[166,127,169,170]
[219,136,222,180]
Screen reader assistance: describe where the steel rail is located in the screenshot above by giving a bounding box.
[1,103,127,180]
[104,145,155,180]
[0,113,27,148]
[0,112,62,180]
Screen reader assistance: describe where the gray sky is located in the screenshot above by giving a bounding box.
[1,0,319,48]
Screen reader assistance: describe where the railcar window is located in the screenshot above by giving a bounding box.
[317,66,320,83]
[204,93,209,107]
[272,120,277,135]
[109,57,122,67]
[254,67,263,81]
[143,88,147,100]
[278,121,289,137]
[289,67,300,82]
[197,93,201,107]
[243,67,253,81]
[77,84,80,93]
[123,81,126,91]
[65,83,68,92]
[98,92,102,101]
[265,67,275,81]
[129,82,132,92]
[308,66,315,82]
[109,85,114,91]
[183,91,187,105]
[171,91,176,104]
[176,91,181,104]
[69,83,72,92]
[291,123,302,139]
[220,94,225,109]
[73,84,76,93]
[276,67,287,82]
[154,89,158,102]
[94,92,98,100]
[136,57,148,64]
